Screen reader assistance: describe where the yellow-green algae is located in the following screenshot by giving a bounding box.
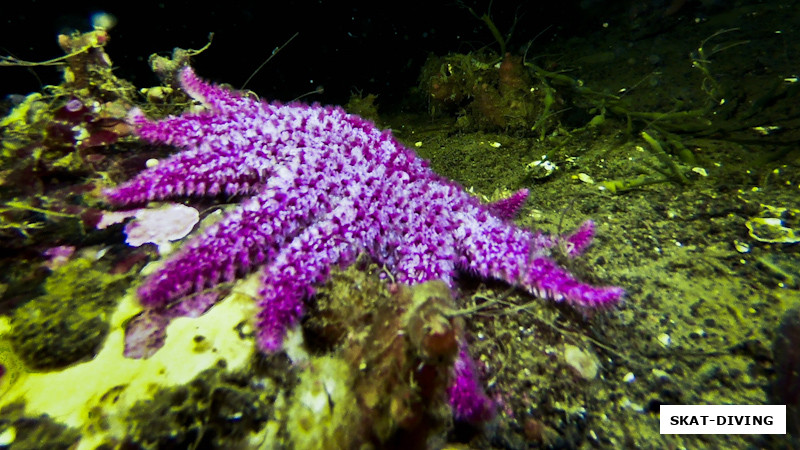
[0,273,260,449]
[9,258,131,369]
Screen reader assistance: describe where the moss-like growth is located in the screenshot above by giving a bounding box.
[304,258,390,349]
[124,366,276,449]
[345,91,381,124]
[9,258,131,370]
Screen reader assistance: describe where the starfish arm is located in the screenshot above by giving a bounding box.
[448,346,495,423]
[104,147,266,205]
[255,202,362,352]
[523,256,624,306]
[179,66,247,115]
[127,107,231,149]
[562,220,595,258]
[486,188,529,220]
[137,185,325,307]
[456,207,623,307]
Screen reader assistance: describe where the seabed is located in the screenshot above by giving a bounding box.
[0,1,799,448]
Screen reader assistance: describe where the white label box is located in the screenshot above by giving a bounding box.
[660,405,786,434]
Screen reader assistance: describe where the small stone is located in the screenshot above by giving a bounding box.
[622,372,635,383]
[734,240,750,253]
[563,344,599,380]
[657,333,671,348]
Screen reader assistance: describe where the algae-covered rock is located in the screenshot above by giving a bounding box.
[284,355,362,450]
[305,263,457,446]
[9,258,131,369]
[0,279,260,450]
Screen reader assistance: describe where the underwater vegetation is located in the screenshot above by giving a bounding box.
[418,5,800,194]
[0,29,143,313]
[420,51,557,134]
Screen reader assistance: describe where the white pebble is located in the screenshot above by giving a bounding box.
[623,372,635,383]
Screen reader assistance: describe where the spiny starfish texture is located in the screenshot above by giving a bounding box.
[106,67,623,422]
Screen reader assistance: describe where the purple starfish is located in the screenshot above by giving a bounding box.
[106,67,623,421]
